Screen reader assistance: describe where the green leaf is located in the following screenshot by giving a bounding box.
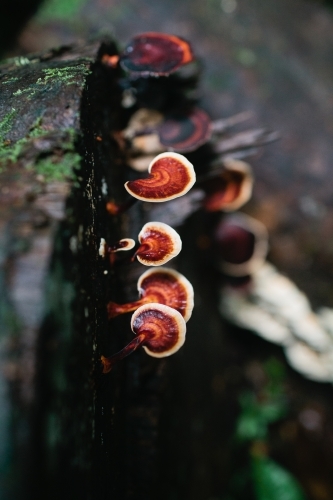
[236,393,286,442]
[252,456,307,500]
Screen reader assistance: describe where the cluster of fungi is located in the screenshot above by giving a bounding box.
[100,151,196,372]
[100,32,270,373]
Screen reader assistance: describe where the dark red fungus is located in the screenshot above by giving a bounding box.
[134,221,182,266]
[120,32,194,77]
[125,152,196,202]
[101,303,187,372]
[107,266,194,320]
[201,159,253,212]
[157,107,212,152]
[214,213,268,276]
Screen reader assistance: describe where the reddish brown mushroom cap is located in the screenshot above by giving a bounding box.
[138,267,194,321]
[157,108,212,152]
[214,213,269,276]
[101,303,187,372]
[108,267,194,321]
[203,159,253,212]
[132,303,187,358]
[135,221,182,266]
[124,152,196,202]
[120,32,194,77]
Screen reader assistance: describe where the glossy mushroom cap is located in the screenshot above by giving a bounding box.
[101,303,187,372]
[125,152,196,202]
[214,213,269,277]
[157,107,212,152]
[135,221,182,266]
[107,266,194,321]
[202,159,253,212]
[133,303,186,358]
[120,32,194,77]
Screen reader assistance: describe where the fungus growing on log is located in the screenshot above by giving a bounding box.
[133,221,182,266]
[99,237,135,264]
[99,237,135,257]
[157,107,212,152]
[213,213,268,276]
[107,267,194,320]
[125,152,196,202]
[101,303,187,372]
[201,159,253,212]
[119,32,194,77]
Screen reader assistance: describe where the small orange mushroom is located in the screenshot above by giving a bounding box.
[101,54,120,68]
[133,221,182,266]
[101,303,187,372]
[107,267,194,320]
[125,152,196,202]
[119,32,194,77]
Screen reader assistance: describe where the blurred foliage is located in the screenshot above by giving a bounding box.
[224,358,307,500]
[35,0,88,22]
[236,359,287,442]
[251,456,306,500]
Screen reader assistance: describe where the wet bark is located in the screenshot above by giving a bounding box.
[1,36,195,500]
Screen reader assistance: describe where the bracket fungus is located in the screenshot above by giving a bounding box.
[125,152,196,202]
[119,32,194,77]
[157,107,212,152]
[99,237,135,264]
[213,213,269,277]
[101,303,187,373]
[133,221,182,266]
[107,266,194,320]
[200,159,253,212]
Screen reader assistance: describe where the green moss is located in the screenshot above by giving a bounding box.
[0,116,46,163]
[0,117,81,182]
[36,65,91,86]
[0,108,17,140]
[9,65,91,100]
[13,57,31,67]
[36,0,88,22]
[12,87,36,97]
[1,77,19,85]
[32,151,81,181]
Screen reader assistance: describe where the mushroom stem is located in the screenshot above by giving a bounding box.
[101,333,149,373]
[130,243,149,262]
[107,298,149,318]
[99,238,135,265]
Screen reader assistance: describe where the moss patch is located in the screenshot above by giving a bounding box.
[0,108,17,140]
[0,119,81,182]
[37,65,92,86]
[8,64,91,101]
[32,151,82,181]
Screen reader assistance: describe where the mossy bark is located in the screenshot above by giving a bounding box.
[0,39,166,499]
